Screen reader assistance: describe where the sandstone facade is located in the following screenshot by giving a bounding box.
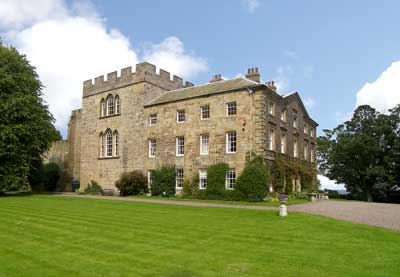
[49,62,317,192]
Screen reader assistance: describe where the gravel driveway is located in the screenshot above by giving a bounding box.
[290,200,400,231]
[55,194,400,231]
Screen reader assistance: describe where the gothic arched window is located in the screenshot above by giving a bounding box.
[106,129,113,157]
[114,130,119,157]
[106,95,114,116]
[115,95,120,114]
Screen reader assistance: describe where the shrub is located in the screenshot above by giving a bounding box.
[43,162,61,191]
[115,171,148,196]
[84,180,103,195]
[235,156,269,201]
[205,163,229,199]
[183,174,200,198]
[151,165,176,197]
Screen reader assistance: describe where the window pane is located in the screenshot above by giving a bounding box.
[150,114,157,125]
[176,136,185,156]
[200,134,209,155]
[176,169,184,188]
[177,110,185,122]
[149,139,156,157]
[199,169,207,189]
[226,131,236,153]
[106,130,112,157]
[201,105,210,119]
[227,102,237,116]
[226,169,236,189]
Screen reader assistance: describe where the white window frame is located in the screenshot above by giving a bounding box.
[147,170,153,191]
[268,128,275,151]
[200,134,209,155]
[304,142,308,161]
[269,102,275,116]
[281,109,287,122]
[226,102,237,116]
[226,131,237,153]
[148,139,156,158]
[177,110,185,123]
[106,130,113,157]
[114,130,119,157]
[225,168,236,190]
[115,96,120,114]
[176,169,184,188]
[311,145,315,162]
[294,138,298,158]
[281,133,286,154]
[201,105,210,120]
[293,116,298,129]
[149,114,157,126]
[199,169,207,189]
[106,95,114,116]
[176,136,185,156]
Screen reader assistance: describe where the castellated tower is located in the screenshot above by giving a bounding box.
[80,62,186,189]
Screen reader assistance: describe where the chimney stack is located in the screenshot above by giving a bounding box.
[209,74,223,83]
[266,81,276,91]
[245,67,260,82]
[185,81,194,87]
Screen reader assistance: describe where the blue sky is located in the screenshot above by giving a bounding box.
[89,0,400,135]
[1,0,400,189]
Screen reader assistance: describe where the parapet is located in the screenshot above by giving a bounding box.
[83,62,188,97]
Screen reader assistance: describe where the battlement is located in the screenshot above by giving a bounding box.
[83,62,187,97]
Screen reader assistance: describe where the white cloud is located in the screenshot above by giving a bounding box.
[318,175,345,191]
[0,0,67,29]
[303,97,316,109]
[143,36,207,79]
[242,0,260,13]
[2,0,208,136]
[356,61,400,113]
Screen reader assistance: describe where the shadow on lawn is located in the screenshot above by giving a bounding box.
[0,191,34,197]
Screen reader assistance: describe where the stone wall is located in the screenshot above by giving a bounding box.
[143,88,255,189]
[79,63,187,189]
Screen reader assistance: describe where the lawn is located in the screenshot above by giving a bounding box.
[129,194,309,206]
[0,195,399,276]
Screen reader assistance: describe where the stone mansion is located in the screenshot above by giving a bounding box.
[47,62,318,192]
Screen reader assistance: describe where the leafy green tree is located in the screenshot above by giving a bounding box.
[318,105,398,201]
[235,156,269,201]
[151,165,176,197]
[0,42,60,191]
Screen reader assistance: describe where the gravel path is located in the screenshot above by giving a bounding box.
[54,194,400,231]
[290,200,400,231]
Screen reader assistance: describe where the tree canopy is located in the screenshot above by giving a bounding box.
[318,105,400,202]
[0,42,60,191]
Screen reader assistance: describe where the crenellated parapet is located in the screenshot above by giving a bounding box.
[83,62,187,98]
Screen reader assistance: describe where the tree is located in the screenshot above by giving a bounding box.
[0,42,60,191]
[318,105,398,202]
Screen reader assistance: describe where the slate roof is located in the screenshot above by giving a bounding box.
[145,77,261,106]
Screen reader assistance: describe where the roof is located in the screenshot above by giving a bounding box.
[145,77,261,106]
[283,92,319,126]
